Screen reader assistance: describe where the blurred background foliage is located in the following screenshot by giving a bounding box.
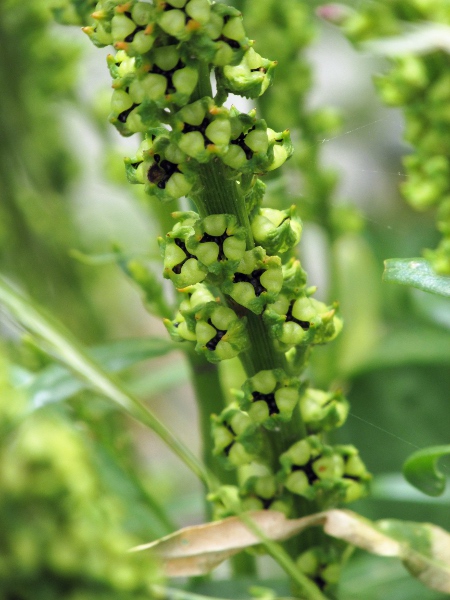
[0,0,449,598]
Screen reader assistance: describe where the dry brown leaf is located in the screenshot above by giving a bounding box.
[130,510,325,576]
[131,509,450,593]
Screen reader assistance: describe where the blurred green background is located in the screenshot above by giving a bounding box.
[0,0,449,598]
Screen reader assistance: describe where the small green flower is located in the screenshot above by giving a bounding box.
[239,463,278,502]
[159,212,208,288]
[194,302,249,362]
[222,247,283,314]
[185,214,247,280]
[124,134,196,201]
[296,546,343,593]
[280,437,370,504]
[173,100,232,162]
[300,388,349,433]
[163,283,215,343]
[212,403,261,468]
[251,205,302,255]
[236,369,301,429]
[217,47,277,99]
[264,291,342,351]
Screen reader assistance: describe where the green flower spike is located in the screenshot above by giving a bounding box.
[159,212,208,288]
[212,402,261,469]
[125,134,195,201]
[280,437,370,505]
[185,214,247,279]
[264,291,342,351]
[236,369,301,429]
[216,46,277,99]
[222,247,283,314]
[300,388,349,434]
[194,301,249,363]
[251,205,302,255]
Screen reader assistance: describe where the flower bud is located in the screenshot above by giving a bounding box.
[251,206,302,254]
[194,302,249,363]
[160,214,209,288]
[222,247,283,314]
[300,388,349,433]
[185,214,247,280]
[218,47,277,99]
[280,437,370,504]
[264,289,342,351]
[212,403,262,468]
[238,369,301,429]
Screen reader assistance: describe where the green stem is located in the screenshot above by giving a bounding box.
[187,349,236,488]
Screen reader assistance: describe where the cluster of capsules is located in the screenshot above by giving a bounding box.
[210,369,370,516]
[323,0,450,274]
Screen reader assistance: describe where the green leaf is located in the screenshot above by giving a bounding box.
[403,446,450,497]
[383,258,450,298]
[25,337,175,411]
[0,275,212,488]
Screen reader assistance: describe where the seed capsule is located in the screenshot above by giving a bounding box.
[222,247,283,314]
[194,302,249,363]
[236,369,301,429]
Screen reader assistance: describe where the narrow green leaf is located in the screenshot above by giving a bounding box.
[403,446,450,497]
[25,337,175,410]
[383,258,450,298]
[0,275,212,489]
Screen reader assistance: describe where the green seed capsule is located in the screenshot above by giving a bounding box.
[222,248,283,314]
[158,9,186,37]
[186,0,211,25]
[238,369,301,429]
[299,388,349,433]
[111,14,136,42]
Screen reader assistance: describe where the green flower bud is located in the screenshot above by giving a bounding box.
[266,128,293,171]
[222,247,283,314]
[285,470,310,496]
[251,206,302,255]
[132,2,154,26]
[238,369,301,429]
[281,439,311,468]
[218,47,277,99]
[212,403,262,469]
[111,13,136,42]
[185,214,247,280]
[299,388,349,433]
[280,437,370,504]
[222,15,246,42]
[312,454,345,481]
[186,0,211,25]
[83,22,114,47]
[160,214,209,288]
[264,289,342,352]
[194,302,249,363]
[158,9,186,37]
